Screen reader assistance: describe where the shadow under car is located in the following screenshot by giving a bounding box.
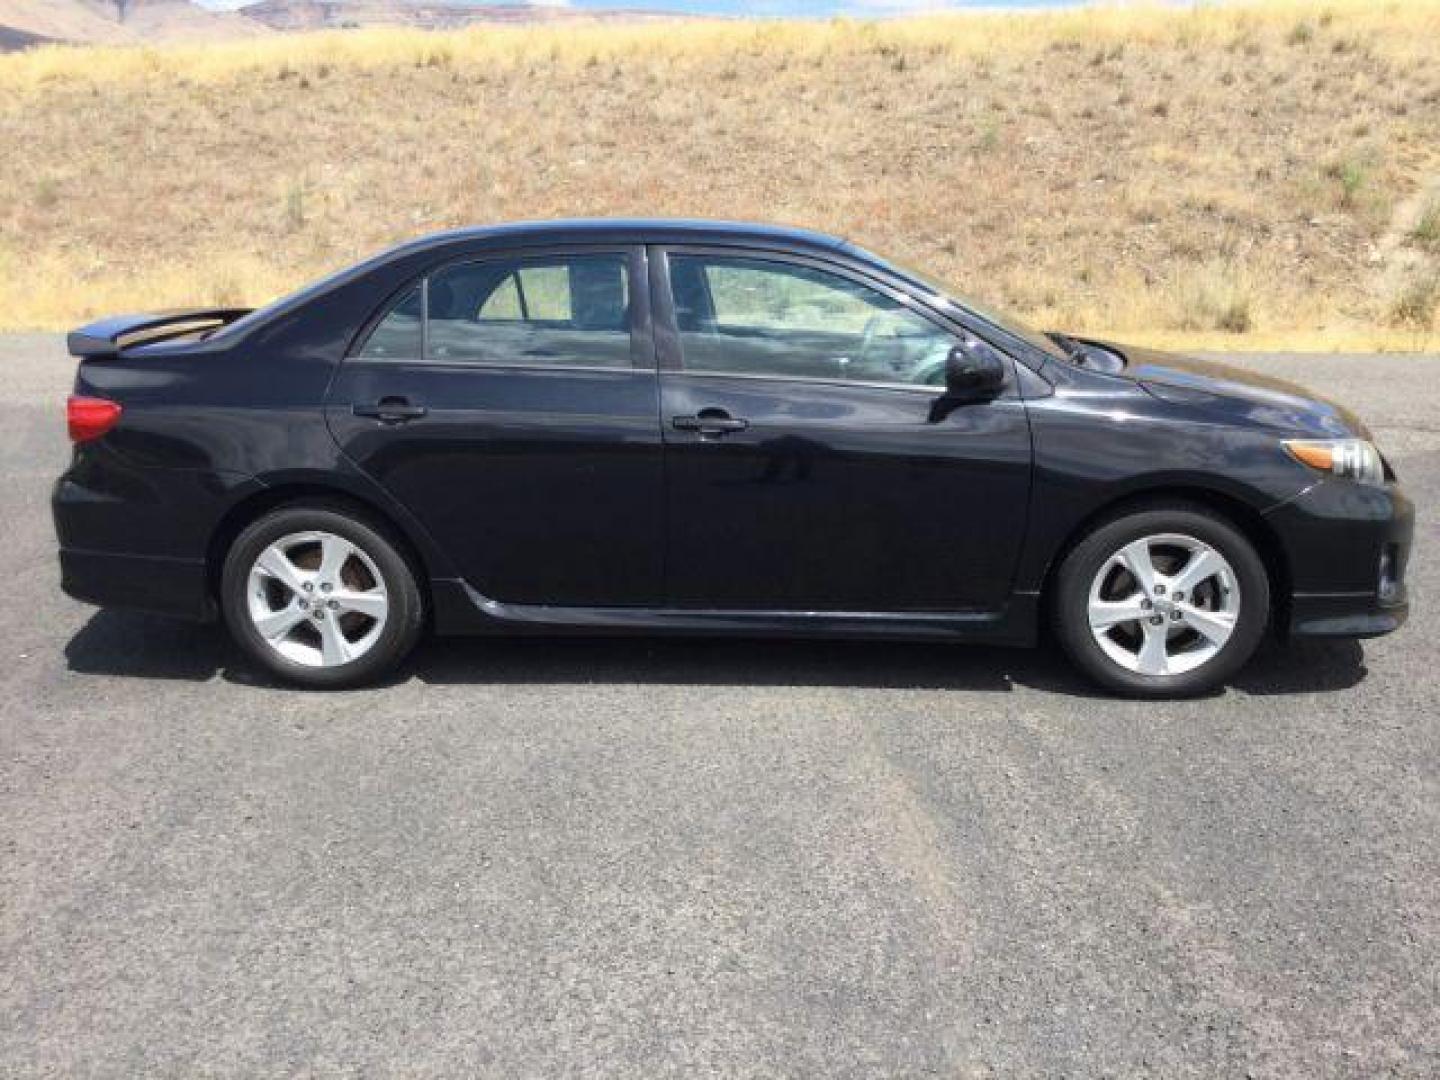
[63,610,1368,698]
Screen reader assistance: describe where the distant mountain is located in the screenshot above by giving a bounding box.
[0,0,133,45]
[101,0,270,39]
[0,0,691,50]
[0,0,268,47]
[0,22,53,51]
[239,1,689,30]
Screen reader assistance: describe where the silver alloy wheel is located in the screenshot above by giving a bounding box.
[245,530,389,668]
[1086,532,1241,677]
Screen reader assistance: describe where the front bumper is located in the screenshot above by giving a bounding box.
[1288,588,1408,638]
[1264,477,1414,640]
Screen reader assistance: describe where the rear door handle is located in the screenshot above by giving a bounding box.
[353,397,427,423]
[672,410,749,435]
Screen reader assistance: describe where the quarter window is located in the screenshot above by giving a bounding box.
[356,285,422,360]
[668,255,959,386]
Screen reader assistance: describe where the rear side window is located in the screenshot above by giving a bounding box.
[352,253,633,368]
[356,285,422,359]
[474,264,577,323]
[430,254,631,367]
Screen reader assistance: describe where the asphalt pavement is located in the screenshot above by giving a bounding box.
[1,333,1436,1076]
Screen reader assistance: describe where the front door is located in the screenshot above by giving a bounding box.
[654,248,1032,612]
[326,246,664,606]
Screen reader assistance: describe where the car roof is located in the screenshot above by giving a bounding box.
[390,217,855,257]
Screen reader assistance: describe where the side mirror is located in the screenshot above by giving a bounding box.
[944,338,1007,401]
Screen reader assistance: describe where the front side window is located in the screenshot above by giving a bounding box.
[668,255,959,386]
[429,253,631,367]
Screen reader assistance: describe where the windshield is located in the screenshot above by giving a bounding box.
[860,248,1071,363]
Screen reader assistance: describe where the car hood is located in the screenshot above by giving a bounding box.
[1104,343,1369,440]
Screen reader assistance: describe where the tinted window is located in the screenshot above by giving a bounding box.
[356,284,422,359]
[478,275,522,320]
[669,255,958,386]
[428,254,631,368]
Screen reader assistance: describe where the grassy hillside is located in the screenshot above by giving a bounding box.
[1,0,1438,348]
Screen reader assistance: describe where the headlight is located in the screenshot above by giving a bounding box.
[1283,438,1386,486]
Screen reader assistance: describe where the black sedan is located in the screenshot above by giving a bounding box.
[53,219,1412,695]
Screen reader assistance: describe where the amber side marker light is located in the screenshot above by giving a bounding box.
[1284,442,1337,471]
[67,395,122,443]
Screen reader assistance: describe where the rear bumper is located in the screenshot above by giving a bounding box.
[59,547,214,621]
[52,462,229,622]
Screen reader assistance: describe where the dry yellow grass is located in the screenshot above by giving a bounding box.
[2,0,1439,349]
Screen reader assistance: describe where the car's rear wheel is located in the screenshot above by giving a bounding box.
[222,503,424,688]
[1052,505,1270,698]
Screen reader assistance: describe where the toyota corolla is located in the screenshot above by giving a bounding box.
[53,219,1412,695]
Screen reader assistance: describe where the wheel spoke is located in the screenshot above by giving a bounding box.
[1118,540,1160,595]
[256,546,309,597]
[1136,621,1171,676]
[317,611,354,666]
[1088,596,1149,630]
[247,529,392,669]
[1180,604,1236,646]
[318,534,354,582]
[332,589,387,619]
[253,602,307,641]
[1087,531,1243,679]
[1170,548,1223,596]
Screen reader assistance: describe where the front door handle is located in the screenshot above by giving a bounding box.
[353,397,427,423]
[673,409,749,436]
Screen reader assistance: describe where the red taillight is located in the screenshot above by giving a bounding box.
[67,395,122,443]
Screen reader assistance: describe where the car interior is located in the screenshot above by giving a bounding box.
[669,256,954,386]
[358,252,956,384]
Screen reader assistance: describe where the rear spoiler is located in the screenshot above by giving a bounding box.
[66,308,253,359]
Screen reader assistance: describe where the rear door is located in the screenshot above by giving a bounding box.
[653,247,1032,612]
[325,245,664,606]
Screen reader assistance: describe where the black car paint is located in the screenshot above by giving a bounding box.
[53,219,1412,645]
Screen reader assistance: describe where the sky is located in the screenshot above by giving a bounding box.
[196,0,1105,15]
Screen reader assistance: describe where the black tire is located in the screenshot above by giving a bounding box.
[1052,503,1270,698]
[221,502,424,689]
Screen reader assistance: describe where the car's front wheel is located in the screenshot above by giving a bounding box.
[1053,504,1270,698]
[221,503,424,688]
